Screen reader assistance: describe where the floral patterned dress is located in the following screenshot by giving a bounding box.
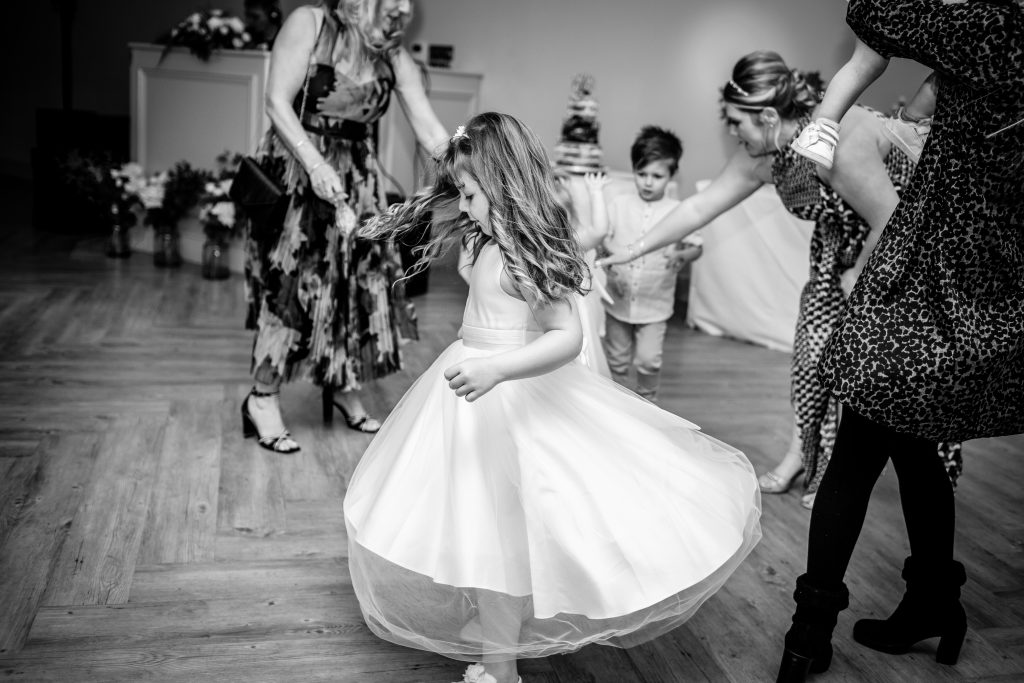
[245,9,415,391]
[771,113,962,494]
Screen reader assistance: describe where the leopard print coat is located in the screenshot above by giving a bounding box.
[819,0,1024,442]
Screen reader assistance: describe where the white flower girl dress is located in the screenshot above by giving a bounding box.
[344,239,761,660]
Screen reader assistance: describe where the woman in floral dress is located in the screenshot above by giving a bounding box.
[242,0,447,452]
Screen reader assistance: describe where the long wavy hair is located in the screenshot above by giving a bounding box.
[721,50,823,119]
[323,0,410,70]
[362,112,588,305]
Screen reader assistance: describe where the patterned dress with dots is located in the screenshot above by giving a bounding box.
[771,111,962,494]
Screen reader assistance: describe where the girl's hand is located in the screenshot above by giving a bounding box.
[309,163,345,203]
[583,172,609,194]
[443,358,502,402]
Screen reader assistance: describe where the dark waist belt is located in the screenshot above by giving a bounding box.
[303,119,371,141]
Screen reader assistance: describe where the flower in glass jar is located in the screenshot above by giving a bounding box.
[139,172,169,209]
[211,200,236,228]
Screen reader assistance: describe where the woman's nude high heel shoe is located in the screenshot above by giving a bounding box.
[758,467,804,494]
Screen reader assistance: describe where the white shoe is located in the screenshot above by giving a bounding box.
[883,108,932,164]
[452,663,521,683]
[790,118,840,169]
[454,663,497,683]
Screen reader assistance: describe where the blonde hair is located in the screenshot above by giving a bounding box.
[362,112,588,305]
[323,0,410,70]
[722,50,821,118]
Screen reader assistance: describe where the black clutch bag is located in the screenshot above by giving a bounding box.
[230,155,289,242]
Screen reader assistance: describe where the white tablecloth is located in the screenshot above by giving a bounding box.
[685,181,813,353]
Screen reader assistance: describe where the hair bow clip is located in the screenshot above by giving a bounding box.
[451,125,468,142]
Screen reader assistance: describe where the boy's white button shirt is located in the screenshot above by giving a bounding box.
[603,194,681,325]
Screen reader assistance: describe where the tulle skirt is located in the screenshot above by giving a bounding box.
[344,326,761,660]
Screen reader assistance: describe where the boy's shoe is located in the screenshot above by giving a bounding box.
[883,108,932,164]
[790,118,841,169]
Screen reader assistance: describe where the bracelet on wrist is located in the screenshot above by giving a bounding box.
[308,161,325,176]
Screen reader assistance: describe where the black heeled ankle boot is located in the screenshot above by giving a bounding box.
[776,575,850,683]
[853,557,967,664]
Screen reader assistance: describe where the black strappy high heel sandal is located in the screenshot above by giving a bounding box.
[321,386,382,434]
[241,388,301,453]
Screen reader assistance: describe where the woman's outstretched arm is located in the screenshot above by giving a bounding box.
[597,148,765,267]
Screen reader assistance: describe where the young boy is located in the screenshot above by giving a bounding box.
[586,126,700,402]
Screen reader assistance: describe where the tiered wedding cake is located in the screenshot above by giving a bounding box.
[553,74,605,174]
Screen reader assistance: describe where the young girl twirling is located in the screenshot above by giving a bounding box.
[343,112,762,683]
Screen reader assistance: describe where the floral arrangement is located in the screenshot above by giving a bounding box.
[109,163,147,228]
[144,162,212,233]
[136,170,169,220]
[199,151,245,246]
[58,152,251,270]
[158,9,257,62]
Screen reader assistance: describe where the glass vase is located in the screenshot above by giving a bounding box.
[201,240,230,280]
[153,230,182,268]
[106,224,131,259]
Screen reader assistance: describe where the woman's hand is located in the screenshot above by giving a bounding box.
[595,247,631,268]
[308,163,345,203]
[667,243,703,271]
[444,358,503,402]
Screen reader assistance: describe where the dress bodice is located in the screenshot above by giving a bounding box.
[461,241,539,338]
[292,10,396,140]
[771,112,916,222]
[771,111,915,275]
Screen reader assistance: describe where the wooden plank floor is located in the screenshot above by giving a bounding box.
[0,201,1021,681]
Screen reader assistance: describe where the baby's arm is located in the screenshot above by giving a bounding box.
[817,37,890,123]
[443,286,583,402]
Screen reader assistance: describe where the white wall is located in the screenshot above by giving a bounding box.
[5,0,929,194]
[401,0,930,197]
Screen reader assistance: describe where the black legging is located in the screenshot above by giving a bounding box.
[806,406,956,586]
